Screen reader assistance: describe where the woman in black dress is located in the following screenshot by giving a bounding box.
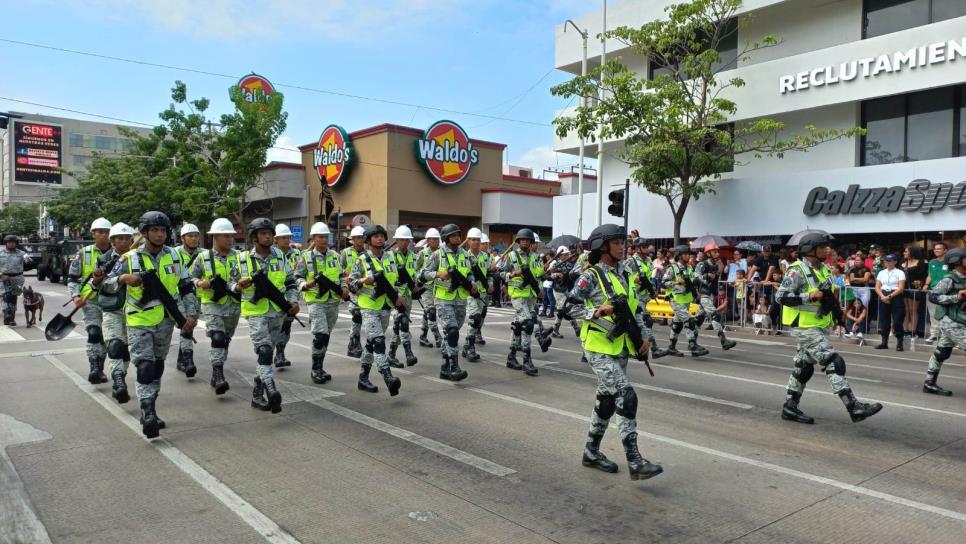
[901,246,928,339]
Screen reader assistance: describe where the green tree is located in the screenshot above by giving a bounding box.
[0,203,41,238]
[49,80,287,233]
[551,0,863,244]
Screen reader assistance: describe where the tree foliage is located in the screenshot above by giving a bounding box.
[0,203,40,238]
[551,0,864,244]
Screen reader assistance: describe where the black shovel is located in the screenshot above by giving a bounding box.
[45,306,82,341]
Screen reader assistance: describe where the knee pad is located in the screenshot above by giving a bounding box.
[511,322,522,335]
[481,305,488,319]
[256,344,273,365]
[392,317,400,335]
[823,353,846,376]
[281,318,293,335]
[313,333,329,349]
[135,358,155,385]
[372,336,386,354]
[398,314,410,333]
[643,314,654,329]
[154,358,165,380]
[522,320,535,335]
[86,325,103,344]
[469,314,482,330]
[792,360,815,384]
[427,307,437,322]
[687,317,697,331]
[445,326,459,348]
[209,330,228,349]
[351,308,362,324]
[695,313,706,327]
[615,387,638,419]
[594,392,616,420]
[934,346,953,362]
[106,339,127,360]
[671,321,683,334]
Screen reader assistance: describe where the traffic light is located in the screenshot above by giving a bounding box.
[608,189,625,217]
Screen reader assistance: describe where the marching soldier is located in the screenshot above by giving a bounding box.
[622,240,669,359]
[231,218,300,414]
[348,225,402,396]
[190,218,241,396]
[775,231,882,424]
[68,217,113,383]
[421,224,474,381]
[922,248,966,396]
[175,223,202,378]
[570,224,663,481]
[106,211,199,438]
[386,225,419,368]
[500,228,549,376]
[462,227,490,362]
[663,245,708,357]
[417,228,443,349]
[342,225,366,358]
[477,233,494,344]
[0,234,31,326]
[94,222,135,404]
[549,246,581,340]
[273,223,301,369]
[295,222,347,384]
[694,243,737,350]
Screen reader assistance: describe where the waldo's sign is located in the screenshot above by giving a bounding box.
[313,125,353,187]
[236,73,275,104]
[416,120,479,185]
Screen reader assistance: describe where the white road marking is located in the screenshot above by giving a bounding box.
[706,356,882,383]
[0,414,53,544]
[466,387,966,523]
[0,327,26,343]
[724,337,786,346]
[747,349,966,381]
[43,355,303,544]
[0,347,86,359]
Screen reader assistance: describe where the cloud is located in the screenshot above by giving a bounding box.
[266,135,302,164]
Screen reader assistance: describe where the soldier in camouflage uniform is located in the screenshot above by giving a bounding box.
[386,225,419,368]
[570,224,663,481]
[500,228,552,376]
[461,228,490,363]
[775,231,882,424]
[106,211,199,438]
[294,222,346,384]
[622,240,670,359]
[341,225,366,358]
[93,223,135,404]
[663,245,708,357]
[421,224,475,381]
[922,248,966,396]
[0,235,30,326]
[273,224,301,369]
[417,228,443,349]
[68,217,113,383]
[174,223,202,378]
[190,218,241,396]
[348,225,402,396]
[548,246,581,339]
[694,243,737,350]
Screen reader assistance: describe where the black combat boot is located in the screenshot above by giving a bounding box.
[211,365,229,395]
[874,334,889,350]
[311,354,331,384]
[581,432,618,473]
[650,344,670,358]
[536,328,553,352]
[895,335,904,352]
[251,377,270,411]
[621,433,663,481]
[839,389,883,422]
[379,367,401,397]
[580,353,588,363]
[521,349,538,377]
[403,342,418,366]
[88,357,107,384]
[551,322,564,339]
[347,335,363,358]
[418,330,433,348]
[780,391,814,424]
[274,344,292,368]
[923,369,952,396]
[506,348,523,370]
[111,371,129,404]
[666,338,684,357]
[180,349,197,378]
[439,356,452,380]
[176,348,187,372]
[139,398,160,439]
[262,378,282,414]
[357,365,379,393]
[689,340,709,357]
[475,331,486,346]
[463,336,481,362]
[719,332,737,350]
[449,354,468,381]
[387,341,404,368]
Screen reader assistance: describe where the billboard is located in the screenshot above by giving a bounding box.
[12,120,63,184]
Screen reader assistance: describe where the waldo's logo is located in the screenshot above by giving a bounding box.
[416,120,479,185]
[313,125,353,187]
[236,73,275,104]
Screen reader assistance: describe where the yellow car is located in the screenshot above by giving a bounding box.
[646,292,699,322]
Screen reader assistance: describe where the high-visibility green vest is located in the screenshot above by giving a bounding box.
[507,250,543,299]
[122,248,181,327]
[434,248,471,301]
[781,261,834,329]
[302,249,342,304]
[341,247,361,276]
[580,267,640,356]
[668,263,695,304]
[79,244,108,299]
[392,249,418,298]
[238,250,288,317]
[196,249,240,305]
[357,251,399,310]
[280,247,300,272]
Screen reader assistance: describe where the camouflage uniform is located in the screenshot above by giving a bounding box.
[500,249,548,356]
[417,245,443,348]
[67,243,111,381]
[274,247,301,367]
[463,248,491,361]
[421,246,472,380]
[663,262,702,354]
[621,254,669,358]
[341,245,364,356]
[349,249,402,395]
[175,244,202,375]
[694,257,736,349]
[294,246,343,383]
[550,256,581,338]
[386,247,419,367]
[0,246,28,323]
[190,248,242,382]
[923,270,966,394]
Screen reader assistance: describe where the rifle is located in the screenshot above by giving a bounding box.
[315,273,349,301]
[64,253,121,307]
[447,265,479,298]
[138,270,195,341]
[609,294,655,376]
[680,268,701,300]
[210,275,241,302]
[364,254,407,315]
[816,288,846,326]
[251,269,305,327]
[396,259,424,299]
[514,252,541,294]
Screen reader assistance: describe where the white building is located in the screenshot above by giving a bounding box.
[553,0,966,245]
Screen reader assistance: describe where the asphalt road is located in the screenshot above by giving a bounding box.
[1,276,964,543]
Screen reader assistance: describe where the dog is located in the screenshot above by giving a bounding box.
[22,285,44,328]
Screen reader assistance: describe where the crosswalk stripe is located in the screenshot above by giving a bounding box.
[0,327,26,343]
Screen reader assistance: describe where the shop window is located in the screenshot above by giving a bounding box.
[69,133,83,147]
[907,87,954,161]
[861,85,964,166]
[862,95,906,165]
[932,0,966,22]
[95,136,112,150]
[960,85,966,155]
[863,0,964,39]
[648,18,738,80]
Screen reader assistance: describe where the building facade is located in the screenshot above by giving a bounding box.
[553,0,966,246]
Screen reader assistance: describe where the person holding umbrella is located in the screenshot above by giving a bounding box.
[695,243,737,350]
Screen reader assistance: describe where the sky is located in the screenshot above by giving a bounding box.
[0,0,604,178]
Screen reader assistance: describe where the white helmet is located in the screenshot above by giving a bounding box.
[425,228,440,239]
[109,222,135,238]
[467,227,483,239]
[180,223,200,236]
[310,222,330,236]
[350,225,365,238]
[208,218,235,235]
[394,225,413,240]
[481,234,490,244]
[274,223,292,237]
[534,234,541,244]
[90,217,112,231]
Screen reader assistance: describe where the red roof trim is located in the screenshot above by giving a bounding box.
[262,161,304,171]
[298,123,507,151]
[557,172,596,180]
[481,188,555,198]
[501,174,559,186]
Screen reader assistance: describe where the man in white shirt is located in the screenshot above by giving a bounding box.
[874,254,906,351]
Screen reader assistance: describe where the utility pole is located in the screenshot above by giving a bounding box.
[622,178,630,258]
[595,0,607,228]
[564,19,589,240]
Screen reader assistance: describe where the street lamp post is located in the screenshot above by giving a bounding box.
[595,0,607,228]
[564,19,588,240]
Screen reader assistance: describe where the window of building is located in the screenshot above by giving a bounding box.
[72,155,93,168]
[863,0,966,39]
[95,136,112,150]
[861,85,965,165]
[648,18,738,80]
[69,133,84,147]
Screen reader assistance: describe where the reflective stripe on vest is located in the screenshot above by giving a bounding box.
[579,267,640,356]
[80,245,106,299]
[197,250,239,305]
[394,250,417,298]
[670,264,694,304]
[124,249,181,327]
[781,261,833,329]
[434,249,471,301]
[508,251,542,299]
[358,252,398,310]
[303,250,342,304]
[239,251,288,317]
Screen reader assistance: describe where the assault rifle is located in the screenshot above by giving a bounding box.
[816,288,845,326]
[139,270,193,337]
[681,271,700,300]
[516,254,541,294]
[448,266,479,298]
[251,269,305,327]
[210,275,240,302]
[316,274,348,301]
[396,262,424,299]
[608,294,654,376]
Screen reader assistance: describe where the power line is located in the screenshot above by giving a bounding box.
[0,37,552,127]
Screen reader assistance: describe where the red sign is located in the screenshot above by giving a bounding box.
[313,125,354,187]
[236,73,275,104]
[12,121,62,184]
[415,120,479,185]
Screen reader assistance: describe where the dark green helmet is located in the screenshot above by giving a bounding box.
[439,223,461,241]
[138,211,172,234]
[797,231,834,254]
[246,217,275,239]
[944,248,966,266]
[363,224,388,242]
[515,228,535,242]
[587,224,625,252]
[672,244,691,257]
